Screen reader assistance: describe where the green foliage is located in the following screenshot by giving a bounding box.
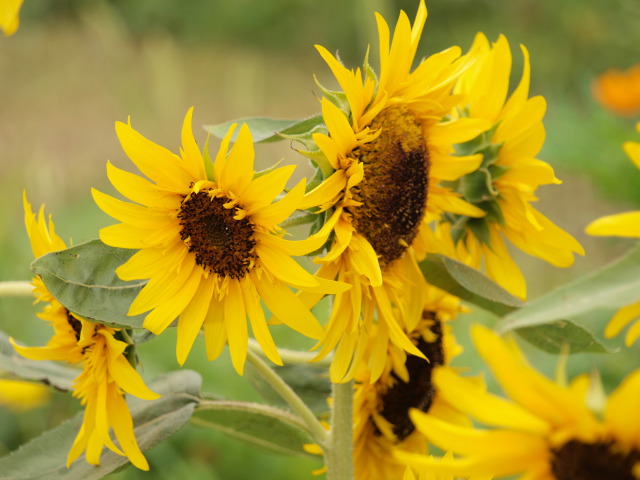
[31,240,147,329]
[516,321,614,354]
[204,115,324,144]
[191,401,315,459]
[496,243,640,333]
[0,370,202,479]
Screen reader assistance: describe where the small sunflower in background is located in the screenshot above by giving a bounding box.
[352,286,472,480]
[0,0,23,36]
[427,33,584,299]
[592,65,640,117]
[299,0,489,383]
[586,122,640,346]
[399,324,640,480]
[10,193,159,470]
[0,378,50,412]
[93,108,347,375]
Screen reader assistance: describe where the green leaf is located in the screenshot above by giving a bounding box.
[245,363,331,416]
[496,244,640,333]
[0,370,202,480]
[419,254,524,317]
[31,240,147,329]
[191,400,315,459]
[0,331,78,391]
[204,115,324,144]
[516,321,614,354]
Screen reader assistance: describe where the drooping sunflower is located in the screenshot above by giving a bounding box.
[352,286,472,480]
[299,0,489,383]
[399,324,640,480]
[93,108,346,375]
[10,193,159,470]
[586,122,640,346]
[0,0,23,36]
[592,65,640,117]
[425,33,584,300]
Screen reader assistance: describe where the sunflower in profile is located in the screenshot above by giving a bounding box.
[352,286,471,480]
[399,324,640,480]
[10,193,159,470]
[93,108,346,375]
[299,0,489,383]
[586,122,640,346]
[427,33,584,300]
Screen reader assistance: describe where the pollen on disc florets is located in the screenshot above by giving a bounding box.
[178,189,256,279]
[376,312,444,441]
[551,440,640,480]
[347,104,429,267]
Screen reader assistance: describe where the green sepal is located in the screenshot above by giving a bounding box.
[314,74,350,114]
[30,240,148,329]
[204,115,324,144]
[362,44,378,85]
[0,370,202,479]
[253,158,285,180]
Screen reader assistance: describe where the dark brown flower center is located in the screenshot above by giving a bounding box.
[66,311,82,341]
[178,190,256,278]
[347,104,429,267]
[551,440,640,480]
[377,312,444,441]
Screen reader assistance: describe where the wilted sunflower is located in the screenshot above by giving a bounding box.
[426,33,584,299]
[399,324,640,480]
[299,0,489,383]
[0,0,23,36]
[586,122,640,346]
[352,286,471,480]
[10,193,159,470]
[94,108,346,375]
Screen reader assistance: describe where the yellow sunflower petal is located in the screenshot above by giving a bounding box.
[179,107,206,181]
[241,165,296,212]
[176,275,216,365]
[224,279,249,375]
[219,123,255,197]
[604,301,640,340]
[243,280,282,366]
[203,295,227,361]
[586,211,640,238]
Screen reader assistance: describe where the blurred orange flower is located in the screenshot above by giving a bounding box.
[592,65,640,116]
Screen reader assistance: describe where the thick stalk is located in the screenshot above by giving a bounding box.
[0,281,33,298]
[325,380,354,480]
[246,349,328,445]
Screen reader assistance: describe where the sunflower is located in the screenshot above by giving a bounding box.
[10,193,159,470]
[586,122,640,346]
[299,0,489,383]
[592,65,640,117]
[93,108,346,375]
[0,0,23,36]
[426,33,584,300]
[0,378,50,412]
[352,286,471,480]
[399,324,640,480]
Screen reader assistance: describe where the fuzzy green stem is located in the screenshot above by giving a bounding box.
[246,349,328,445]
[0,281,33,298]
[325,380,354,480]
[247,339,332,367]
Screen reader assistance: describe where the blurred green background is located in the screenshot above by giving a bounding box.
[1,0,640,478]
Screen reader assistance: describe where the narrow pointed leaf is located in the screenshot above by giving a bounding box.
[30,240,147,329]
[419,254,524,316]
[0,370,202,480]
[204,115,324,144]
[0,331,78,391]
[191,400,315,459]
[496,244,640,333]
